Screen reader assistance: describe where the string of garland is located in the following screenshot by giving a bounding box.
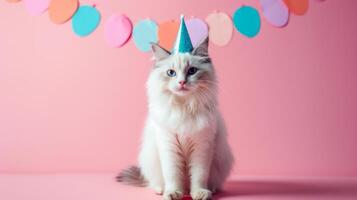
[5,0,318,52]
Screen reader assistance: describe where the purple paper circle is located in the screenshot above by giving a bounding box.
[260,0,289,27]
[186,18,208,48]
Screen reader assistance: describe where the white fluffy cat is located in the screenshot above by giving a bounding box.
[117,37,234,200]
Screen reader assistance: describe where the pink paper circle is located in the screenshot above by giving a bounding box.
[24,0,50,16]
[104,14,133,48]
[205,12,233,46]
[260,0,289,27]
[186,18,208,48]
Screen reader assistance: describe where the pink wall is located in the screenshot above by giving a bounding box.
[1,0,357,177]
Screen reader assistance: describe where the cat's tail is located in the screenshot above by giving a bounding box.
[116,166,147,187]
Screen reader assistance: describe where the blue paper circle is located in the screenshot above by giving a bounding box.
[233,6,261,38]
[72,5,101,37]
[133,19,158,52]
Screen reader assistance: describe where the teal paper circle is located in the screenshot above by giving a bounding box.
[133,19,158,52]
[72,5,101,37]
[233,6,261,38]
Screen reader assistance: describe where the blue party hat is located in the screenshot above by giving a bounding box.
[172,15,193,54]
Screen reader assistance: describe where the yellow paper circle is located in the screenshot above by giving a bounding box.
[206,12,233,46]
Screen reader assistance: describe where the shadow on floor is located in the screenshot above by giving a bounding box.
[213,179,357,199]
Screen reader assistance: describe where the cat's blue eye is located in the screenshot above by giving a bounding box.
[167,69,176,77]
[187,67,198,76]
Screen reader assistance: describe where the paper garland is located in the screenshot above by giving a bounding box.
[104,14,132,48]
[206,12,233,46]
[24,0,50,16]
[133,19,158,52]
[49,0,78,24]
[233,6,261,38]
[5,0,321,51]
[260,0,289,27]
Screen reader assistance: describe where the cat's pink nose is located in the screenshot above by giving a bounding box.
[179,80,186,85]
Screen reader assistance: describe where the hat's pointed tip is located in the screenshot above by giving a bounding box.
[172,14,193,54]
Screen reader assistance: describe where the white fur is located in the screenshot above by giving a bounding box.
[138,40,234,200]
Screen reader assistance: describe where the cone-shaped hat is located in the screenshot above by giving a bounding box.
[172,15,193,54]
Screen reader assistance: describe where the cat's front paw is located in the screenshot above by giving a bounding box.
[152,185,163,195]
[163,190,184,200]
[190,188,212,200]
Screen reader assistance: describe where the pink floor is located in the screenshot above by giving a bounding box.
[0,174,356,200]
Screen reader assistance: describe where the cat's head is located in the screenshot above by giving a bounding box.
[147,37,216,99]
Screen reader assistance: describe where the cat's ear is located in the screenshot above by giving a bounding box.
[151,43,171,61]
[192,37,209,57]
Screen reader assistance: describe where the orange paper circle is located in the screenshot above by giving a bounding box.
[6,0,21,3]
[49,0,79,24]
[283,0,309,15]
[158,21,179,51]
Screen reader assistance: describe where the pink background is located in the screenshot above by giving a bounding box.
[0,0,356,177]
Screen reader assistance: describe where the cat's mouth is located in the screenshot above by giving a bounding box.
[178,87,189,91]
[172,87,190,95]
